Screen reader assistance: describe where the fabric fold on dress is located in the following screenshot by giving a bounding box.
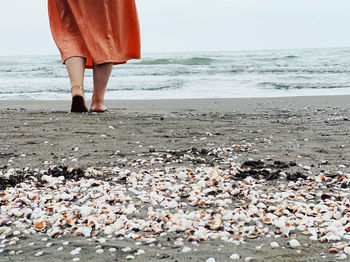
[48,0,141,69]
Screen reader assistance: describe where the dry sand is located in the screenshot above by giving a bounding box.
[1,95,350,262]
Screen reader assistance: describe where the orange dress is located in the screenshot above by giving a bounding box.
[48,0,141,69]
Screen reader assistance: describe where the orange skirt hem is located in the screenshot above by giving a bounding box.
[62,54,140,69]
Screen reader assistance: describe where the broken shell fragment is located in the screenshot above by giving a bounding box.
[328,248,338,254]
[33,221,47,231]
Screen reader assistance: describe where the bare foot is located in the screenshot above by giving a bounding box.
[91,96,107,112]
[71,86,88,112]
[90,104,107,112]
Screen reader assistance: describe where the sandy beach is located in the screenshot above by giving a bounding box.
[1,95,350,262]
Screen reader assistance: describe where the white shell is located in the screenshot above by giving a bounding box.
[230,253,240,260]
[288,239,300,249]
[70,247,81,255]
[270,242,279,248]
[344,247,350,255]
[182,247,191,253]
[35,251,44,257]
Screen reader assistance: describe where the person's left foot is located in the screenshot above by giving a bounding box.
[71,96,88,113]
[90,105,108,112]
[90,98,107,112]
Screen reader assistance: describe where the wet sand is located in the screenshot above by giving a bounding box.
[1,95,350,262]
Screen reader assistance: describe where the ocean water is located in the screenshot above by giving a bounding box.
[0,47,350,100]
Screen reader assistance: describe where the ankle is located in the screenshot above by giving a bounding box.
[71,85,84,97]
[91,96,104,105]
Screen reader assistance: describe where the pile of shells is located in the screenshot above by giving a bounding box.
[119,143,254,168]
[1,142,350,258]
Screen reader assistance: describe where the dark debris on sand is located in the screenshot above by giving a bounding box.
[0,166,86,190]
[237,160,306,182]
[0,174,25,190]
[45,165,85,181]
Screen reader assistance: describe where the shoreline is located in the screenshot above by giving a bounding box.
[1,95,350,261]
[1,94,350,113]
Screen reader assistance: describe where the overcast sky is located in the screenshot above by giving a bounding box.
[0,0,349,55]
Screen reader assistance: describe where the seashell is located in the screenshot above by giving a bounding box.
[0,220,8,226]
[85,227,98,237]
[182,247,191,253]
[49,228,61,238]
[3,194,13,201]
[80,206,95,218]
[233,236,243,241]
[333,211,342,220]
[66,218,77,227]
[302,230,311,236]
[122,247,131,252]
[247,232,259,239]
[344,247,350,255]
[33,221,46,231]
[174,240,184,247]
[309,235,317,241]
[134,234,142,240]
[315,216,323,223]
[339,254,347,260]
[328,248,338,254]
[177,171,187,180]
[230,254,240,260]
[10,237,20,243]
[288,239,300,249]
[267,206,277,212]
[35,251,44,257]
[135,249,145,255]
[331,242,347,249]
[270,242,279,248]
[144,238,156,244]
[319,236,328,243]
[296,225,305,231]
[187,236,199,242]
[185,230,192,235]
[59,193,73,201]
[262,218,272,224]
[257,228,265,234]
[104,226,114,235]
[325,233,341,242]
[70,247,81,255]
[274,208,284,217]
[281,227,291,238]
[256,202,267,209]
[12,209,24,217]
[0,227,12,237]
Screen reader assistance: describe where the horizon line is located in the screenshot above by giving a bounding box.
[0,45,348,57]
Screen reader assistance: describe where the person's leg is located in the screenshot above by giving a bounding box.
[91,62,113,112]
[65,56,86,97]
[65,56,88,112]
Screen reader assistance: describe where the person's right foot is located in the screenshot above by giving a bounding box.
[71,96,88,113]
